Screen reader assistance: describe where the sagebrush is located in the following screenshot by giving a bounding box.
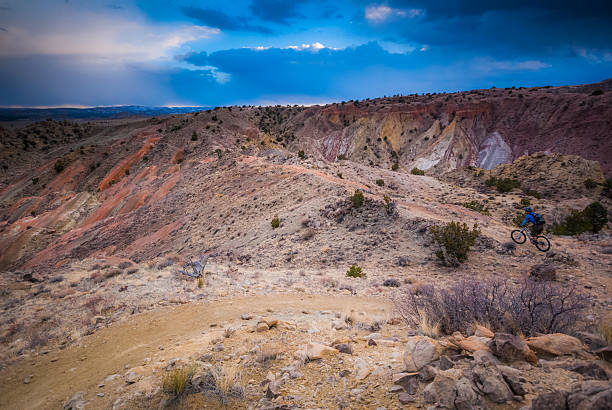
[396,278,589,337]
[553,201,608,235]
[430,221,480,266]
[350,189,364,208]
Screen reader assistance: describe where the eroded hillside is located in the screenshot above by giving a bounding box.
[0,80,611,409]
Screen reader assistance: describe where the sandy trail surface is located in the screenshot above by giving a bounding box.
[0,294,392,409]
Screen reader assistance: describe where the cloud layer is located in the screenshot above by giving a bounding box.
[0,0,610,106]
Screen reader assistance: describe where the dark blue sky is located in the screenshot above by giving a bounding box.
[0,0,611,107]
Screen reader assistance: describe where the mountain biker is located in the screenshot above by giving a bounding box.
[520,207,545,241]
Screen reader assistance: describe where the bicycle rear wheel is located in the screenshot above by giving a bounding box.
[511,229,526,244]
[535,236,551,252]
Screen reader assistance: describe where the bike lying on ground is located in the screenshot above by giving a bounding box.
[510,226,551,252]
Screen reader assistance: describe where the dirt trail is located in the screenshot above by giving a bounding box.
[0,294,392,410]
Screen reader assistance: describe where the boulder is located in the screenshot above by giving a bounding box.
[418,365,437,382]
[473,350,501,366]
[440,355,454,370]
[423,373,457,408]
[455,377,479,410]
[531,390,569,410]
[531,381,612,410]
[472,364,514,403]
[474,325,495,338]
[530,264,557,281]
[393,373,419,394]
[526,334,588,358]
[566,361,609,380]
[403,336,441,372]
[497,365,526,396]
[593,346,612,362]
[574,332,608,351]
[489,333,537,364]
[305,343,338,361]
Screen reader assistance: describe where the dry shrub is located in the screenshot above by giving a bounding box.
[163,363,196,397]
[83,295,104,314]
[103,269,123,279]
[223,327,235,338]
[396,278,590,337]
[118,261,133,269]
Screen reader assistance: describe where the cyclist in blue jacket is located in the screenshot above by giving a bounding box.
[521,207,544,240]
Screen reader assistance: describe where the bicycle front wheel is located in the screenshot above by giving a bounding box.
[511,229,526,244]
[535,236,551,252]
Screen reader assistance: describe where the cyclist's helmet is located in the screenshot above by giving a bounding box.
[524,207,532,212]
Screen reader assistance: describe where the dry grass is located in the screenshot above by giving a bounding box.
[199,363,245,405]
[417,311,440,338]
[223,327,235,338]
[256,343,279,363]
[213,364,243,398]
[162,363,196,397]
[599,321,612,345]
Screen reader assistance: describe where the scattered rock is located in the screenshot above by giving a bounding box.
[368,338,377,346]
[211,344,224,352]
[63,392,86,410]
[333,343,353,354]
[403,336,441,372]
[305,343,338,361]
[489,333,537,364]
[398,392,416,404]
[332,320,348,330]
[356,367,371,381]
[256,322,270,332]
[23,375,32,384]
[125,371,142,384]
[266,380,281,399]
[529,264,557,281]
[526,334,588,358]
[472,363,514,403]
[398,257,410,267]
[241,313,253,320]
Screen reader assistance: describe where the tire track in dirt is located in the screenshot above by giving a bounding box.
[0,294,392,410]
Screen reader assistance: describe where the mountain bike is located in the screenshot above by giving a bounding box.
[510,226,551,252]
